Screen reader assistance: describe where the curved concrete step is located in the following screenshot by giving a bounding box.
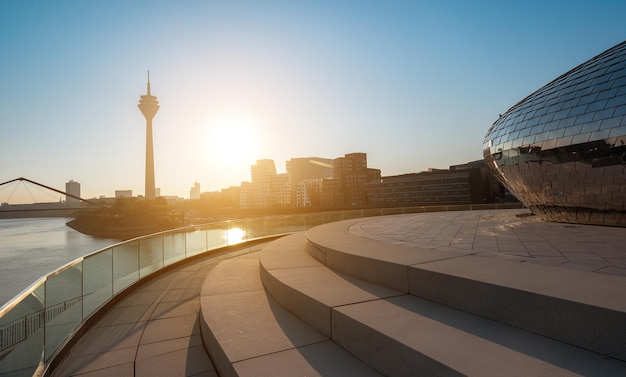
[199,251,382,377]
[259,233,402,338]
[305,218,626,361]
[260,232,626,376]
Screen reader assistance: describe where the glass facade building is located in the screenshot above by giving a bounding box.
[484,40,626,226]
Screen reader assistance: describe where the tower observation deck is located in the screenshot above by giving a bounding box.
[138,71,160,200]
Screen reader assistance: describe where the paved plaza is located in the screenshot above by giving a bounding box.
[351,209,626,276]
[50,209,626,376]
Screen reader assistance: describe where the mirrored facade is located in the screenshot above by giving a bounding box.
[484,41,626,226]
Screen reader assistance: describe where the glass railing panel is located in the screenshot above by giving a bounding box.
[244,218,267,240]
[361,208,383,217]
[83,249,113,316]
[341,210,364,220]
[226,221,247,246]
[163,232,185,267]
[381,208,406,216]
[0,283,45,376]
[304,213,325,228]
[450,205,471,211]
[424,206,446,212]
[470,203,494,210]
[264,216,285,235]
[323,212,343,223]
[283,215,306,233]
[401,206,426,214]
[139,236,164,279]
[113,241,139,294]
[44,262,83,361]
[205,223,228,251]
[185,228,208,257]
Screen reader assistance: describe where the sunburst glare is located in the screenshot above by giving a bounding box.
[205,111,261,169]
[226,227,246,245]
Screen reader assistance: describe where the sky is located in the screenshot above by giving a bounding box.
[1,1,626,203]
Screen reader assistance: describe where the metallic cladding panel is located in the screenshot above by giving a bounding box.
[484,41,626,226]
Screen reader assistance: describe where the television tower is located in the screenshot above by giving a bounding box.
[138,71,160,200]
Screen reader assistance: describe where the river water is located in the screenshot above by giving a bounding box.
[0,217,119,307]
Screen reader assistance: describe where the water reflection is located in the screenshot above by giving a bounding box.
[227,227,245,245]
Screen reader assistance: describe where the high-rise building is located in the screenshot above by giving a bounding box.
[250,159,277,208]
[294,179,324,207]
[239,181,253,209]
[286,157,333,182]
[286,157,333,205]
[190,182,201,200]
[65,180,80,207]
[137,72,160,200]
[273,174,291,207]
[329,153,381,207]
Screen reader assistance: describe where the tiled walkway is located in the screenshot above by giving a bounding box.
[52,243,265,377]
[350,209,626,276]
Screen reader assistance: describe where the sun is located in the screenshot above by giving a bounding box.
[206,112,260,168]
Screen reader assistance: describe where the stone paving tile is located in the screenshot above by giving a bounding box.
[522,241,562,256]
[74,322,146,357]
[607,258,626,269]
[560,261,610,272]
[162,288,198,303]
[474,236,498,249]
[56,346,136,376]
[596,266,626,277]
[552,241,593,253]
[449,242,473,249]
[135,345,216,377]
[95,304,152,327]
[561,252,606,263]
[525,256,569,267]
[115,290,162,307]
[136,335,203,360]
[496,240,527,252]
[72,362,135,377]
[150,298,200,320]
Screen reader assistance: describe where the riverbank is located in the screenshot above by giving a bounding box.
[66,217,172,240]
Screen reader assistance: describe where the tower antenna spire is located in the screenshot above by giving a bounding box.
[138,71,159,200]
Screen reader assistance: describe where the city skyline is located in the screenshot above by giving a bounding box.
[2,1,626,202]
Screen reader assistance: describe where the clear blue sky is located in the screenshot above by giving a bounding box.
[1,1,625,202]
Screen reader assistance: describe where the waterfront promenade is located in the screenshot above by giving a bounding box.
[50,209,626,376]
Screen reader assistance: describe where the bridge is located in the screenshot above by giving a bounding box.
[0,178,104,218]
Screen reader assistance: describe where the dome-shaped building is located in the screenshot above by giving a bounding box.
[484,41,626,226]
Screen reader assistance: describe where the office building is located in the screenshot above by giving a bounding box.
[115,190,133,198]
[250,159,277,208]
[65,180,80,207]
[190,182,201,200]
[323,153,381,208]
[286,157,333,207]
[366,160,508,207]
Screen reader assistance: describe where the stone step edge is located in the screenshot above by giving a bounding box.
[199,251,382,377]
[259,234,626,375]
[304,219,626,361]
